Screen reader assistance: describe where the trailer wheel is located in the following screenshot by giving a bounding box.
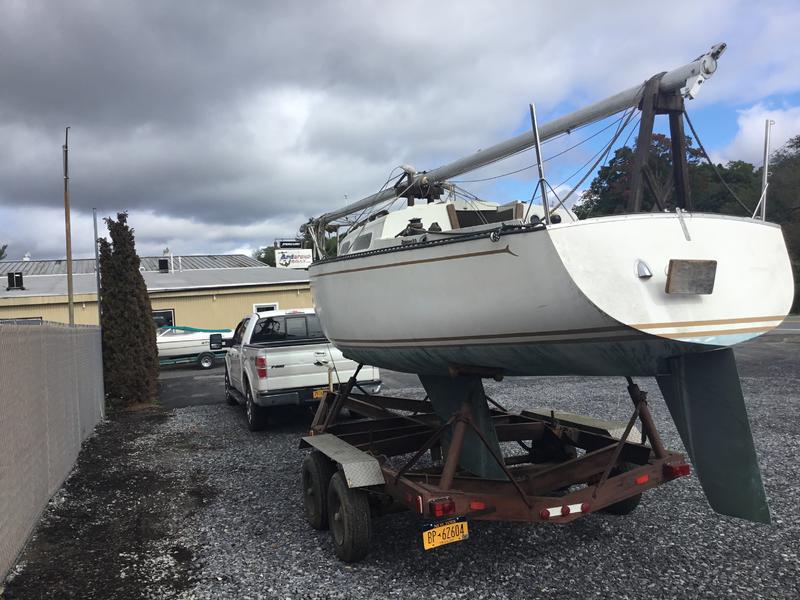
[224,368,237,406]
[327,472,371,563]
[245,384,268,431]
[601,463,642,515]
[198,352,215,370]
[302,451,336,530]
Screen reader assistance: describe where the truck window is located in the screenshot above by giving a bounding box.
[232,318,249,345]
[307,315,325,339]
[285,316,307,339]
[251,316,285,343]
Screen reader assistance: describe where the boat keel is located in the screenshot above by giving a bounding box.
[418,374,507,480]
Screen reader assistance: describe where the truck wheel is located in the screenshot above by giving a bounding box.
[601,463,642,515]
[303,451,336,530]
[198,352,215,370]
[327,472,371,563]
[224,368,237,406]
[245,384,268,431]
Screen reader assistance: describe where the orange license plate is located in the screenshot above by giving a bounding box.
[422,518,469,550]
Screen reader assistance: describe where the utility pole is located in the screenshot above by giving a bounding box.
[93,208,102,325]
[63,127,75,325]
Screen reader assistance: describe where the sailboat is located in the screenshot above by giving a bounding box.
[305,44,794,523]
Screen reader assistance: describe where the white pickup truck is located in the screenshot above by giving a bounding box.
[215,309,381,431]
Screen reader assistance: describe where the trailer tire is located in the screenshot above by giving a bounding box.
[245,383,268,431]
[198,352,216,370]
[224,368,237,406]
[601,463,642,515]
[327,472,371,563]
[303,451,336,530]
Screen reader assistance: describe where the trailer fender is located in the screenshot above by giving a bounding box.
[301,434,385,488]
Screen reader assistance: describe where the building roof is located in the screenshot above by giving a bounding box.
[0,254,265,276]
[0,266,309,299]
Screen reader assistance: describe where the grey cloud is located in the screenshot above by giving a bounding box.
[1,0,798,259]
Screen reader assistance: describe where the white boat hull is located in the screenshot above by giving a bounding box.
[310,213,793,376]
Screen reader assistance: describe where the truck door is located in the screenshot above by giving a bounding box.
[228,318,249,390]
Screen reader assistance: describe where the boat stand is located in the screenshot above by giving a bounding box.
[302,373,690,562]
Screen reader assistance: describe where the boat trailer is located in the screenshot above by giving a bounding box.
[300,370,691,562]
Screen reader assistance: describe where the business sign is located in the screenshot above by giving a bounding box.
[276,248,313,269]
[277,239,303,249]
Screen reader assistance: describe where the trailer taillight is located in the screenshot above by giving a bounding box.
[429,498,456,518]
[255,356,268,379]
[540,502,590,520]
[664,463,690,479]
[635,474,650,485]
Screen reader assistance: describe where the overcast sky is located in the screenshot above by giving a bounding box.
[1,0,799,261]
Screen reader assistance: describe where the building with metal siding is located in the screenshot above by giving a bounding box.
[0,255,312,329]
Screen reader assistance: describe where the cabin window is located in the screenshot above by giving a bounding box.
[351,233,372,252]
[339,241,351,254]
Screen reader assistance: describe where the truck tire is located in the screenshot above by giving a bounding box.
[600,463,642,515]
[198,352,216,370]
[327,472,371,563]
[245,383,268,431]
[224,368,237,406]
[303,451,337,530]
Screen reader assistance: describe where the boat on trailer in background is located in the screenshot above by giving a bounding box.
[156,325,232,369]
[297,43,794,562]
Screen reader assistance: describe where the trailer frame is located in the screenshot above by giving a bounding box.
[300,372,691,562]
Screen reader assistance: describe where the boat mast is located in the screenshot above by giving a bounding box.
[758,119,775,221]
[310,43,726,251]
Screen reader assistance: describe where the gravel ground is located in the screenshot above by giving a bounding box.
[2,338,798,599]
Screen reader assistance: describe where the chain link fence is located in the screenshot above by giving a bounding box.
[0,321,104,580]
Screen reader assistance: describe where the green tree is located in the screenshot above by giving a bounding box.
[98,212,159,405]
[575,134,706,218]
[254,245,276,267]
[768,135,800,312]
[0,244,6,260]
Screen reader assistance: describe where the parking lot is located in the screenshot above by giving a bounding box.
[2,333,798,599]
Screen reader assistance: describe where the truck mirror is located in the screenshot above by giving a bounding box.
[209,333,223,350]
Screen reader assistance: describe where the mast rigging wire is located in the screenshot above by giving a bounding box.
[451,110,632,184]
[683,111,753,216]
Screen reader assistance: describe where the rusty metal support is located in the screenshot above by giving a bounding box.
[439,408,470,490]
[591,380,646,499]
[394,417,455,483]
[321,363,363,430]
[627,378,668,459]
